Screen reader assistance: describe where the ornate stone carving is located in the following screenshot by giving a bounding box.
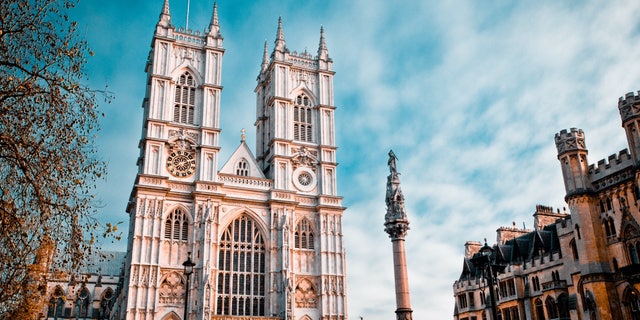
[158,271,185,305]
[384,150,410,239]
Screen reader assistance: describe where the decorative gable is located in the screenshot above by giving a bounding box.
[219,141,265,178]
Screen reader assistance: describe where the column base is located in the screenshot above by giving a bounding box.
[395,308,413,320]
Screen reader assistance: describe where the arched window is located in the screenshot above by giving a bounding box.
[575,224,581,239]
[48,286,65,318]
[100,288,115,319]
[535,298,546,320]
[75,287,90,318]
[293,94,312,142]
[164,208,189,241]
[174,72,196,124]
[236,159,249,176]
[294,218,314,250]
[625,289,640,320]
[216,215,266,316]
[630,243,639,264]
[570,239,579,260]
[557,293,570,318]
[609,217,617,236]
[545,296,558,319]
[604,219,612,237]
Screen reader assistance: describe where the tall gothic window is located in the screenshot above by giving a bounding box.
[75,287,90,318]
[295,218,314,250]
[216,215,266,316]
[174,72,196,124]
[48,286,65,318]
[164,208,189,241]
[236,159,249,176]
[294,94,312,142]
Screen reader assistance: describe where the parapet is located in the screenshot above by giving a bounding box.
[618,91,640,122]
[588,149,635,190]
[496,221,530,244]
[555,128,587,156]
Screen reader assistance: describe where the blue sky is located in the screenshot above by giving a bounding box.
[74,1,640,319]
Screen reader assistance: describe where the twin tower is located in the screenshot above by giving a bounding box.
[117,1,347,320]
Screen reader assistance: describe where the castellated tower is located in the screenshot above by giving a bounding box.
[118,2,347,320]
[555,128,590,197]
[619,91,640,164]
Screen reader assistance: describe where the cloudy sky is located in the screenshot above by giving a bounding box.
[73,0,640,319]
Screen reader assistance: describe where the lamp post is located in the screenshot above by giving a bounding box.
[470,240,505,320]
[183,252,195,320]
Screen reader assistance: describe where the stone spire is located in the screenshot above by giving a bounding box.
[261,40,269,73]
[317,26,329,61]
[207,2,221,37]
[273,17,288,60]
[384,150,413,320]
[157,0,172,28]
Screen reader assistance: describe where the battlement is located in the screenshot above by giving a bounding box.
[619,91,640,122]
[588,149,635,190]
[288,50,320,69]
[555,128,587,155]
[173,28,206,45]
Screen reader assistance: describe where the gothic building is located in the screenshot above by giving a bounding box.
[116,1,347,320]
[453,91,640,320]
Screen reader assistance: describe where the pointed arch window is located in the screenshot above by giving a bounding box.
[174,72,196,124]
[100,288,115,319]
[216,215,266,316]
[236,159,249,176]
[48,286,65,318]
[535,298,546,320]
[164,208,189,241]
[294,94,313,142]
[295,218,314,250]
[75,287,90,318]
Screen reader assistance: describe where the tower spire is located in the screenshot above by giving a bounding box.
[208,2,221,37]
[157,0,172,28]
[317,25,329,61]
[274,17,287,54]
[384,150,413,320]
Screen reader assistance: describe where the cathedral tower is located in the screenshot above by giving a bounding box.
[118,3,347,320]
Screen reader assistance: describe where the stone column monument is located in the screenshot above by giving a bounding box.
[384,150,413,320]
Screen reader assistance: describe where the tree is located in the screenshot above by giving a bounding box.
[0,0,111,317]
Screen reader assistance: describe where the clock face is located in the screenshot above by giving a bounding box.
[167,150,196,177]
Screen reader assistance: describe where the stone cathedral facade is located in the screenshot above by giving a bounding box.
[116,2,347,320]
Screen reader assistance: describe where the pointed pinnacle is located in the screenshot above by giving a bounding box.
[162,0,171,15]
[274,16,286,53]
[261,40,269,71]
[208,1,221,36]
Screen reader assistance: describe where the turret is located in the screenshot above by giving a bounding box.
[555,128,591,198]
[618,91,640,164]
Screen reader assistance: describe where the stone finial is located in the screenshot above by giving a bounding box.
[207,2,221,37]
[261,40,269,72]
[241,128,246,142]
[274,17,287,53]
[157,0,172,28]
[318,26,329,61]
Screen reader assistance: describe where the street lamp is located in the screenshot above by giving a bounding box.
[470,239,505,320]
[183,252,195,320]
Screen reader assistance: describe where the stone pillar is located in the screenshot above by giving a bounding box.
[384,150,413,320]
